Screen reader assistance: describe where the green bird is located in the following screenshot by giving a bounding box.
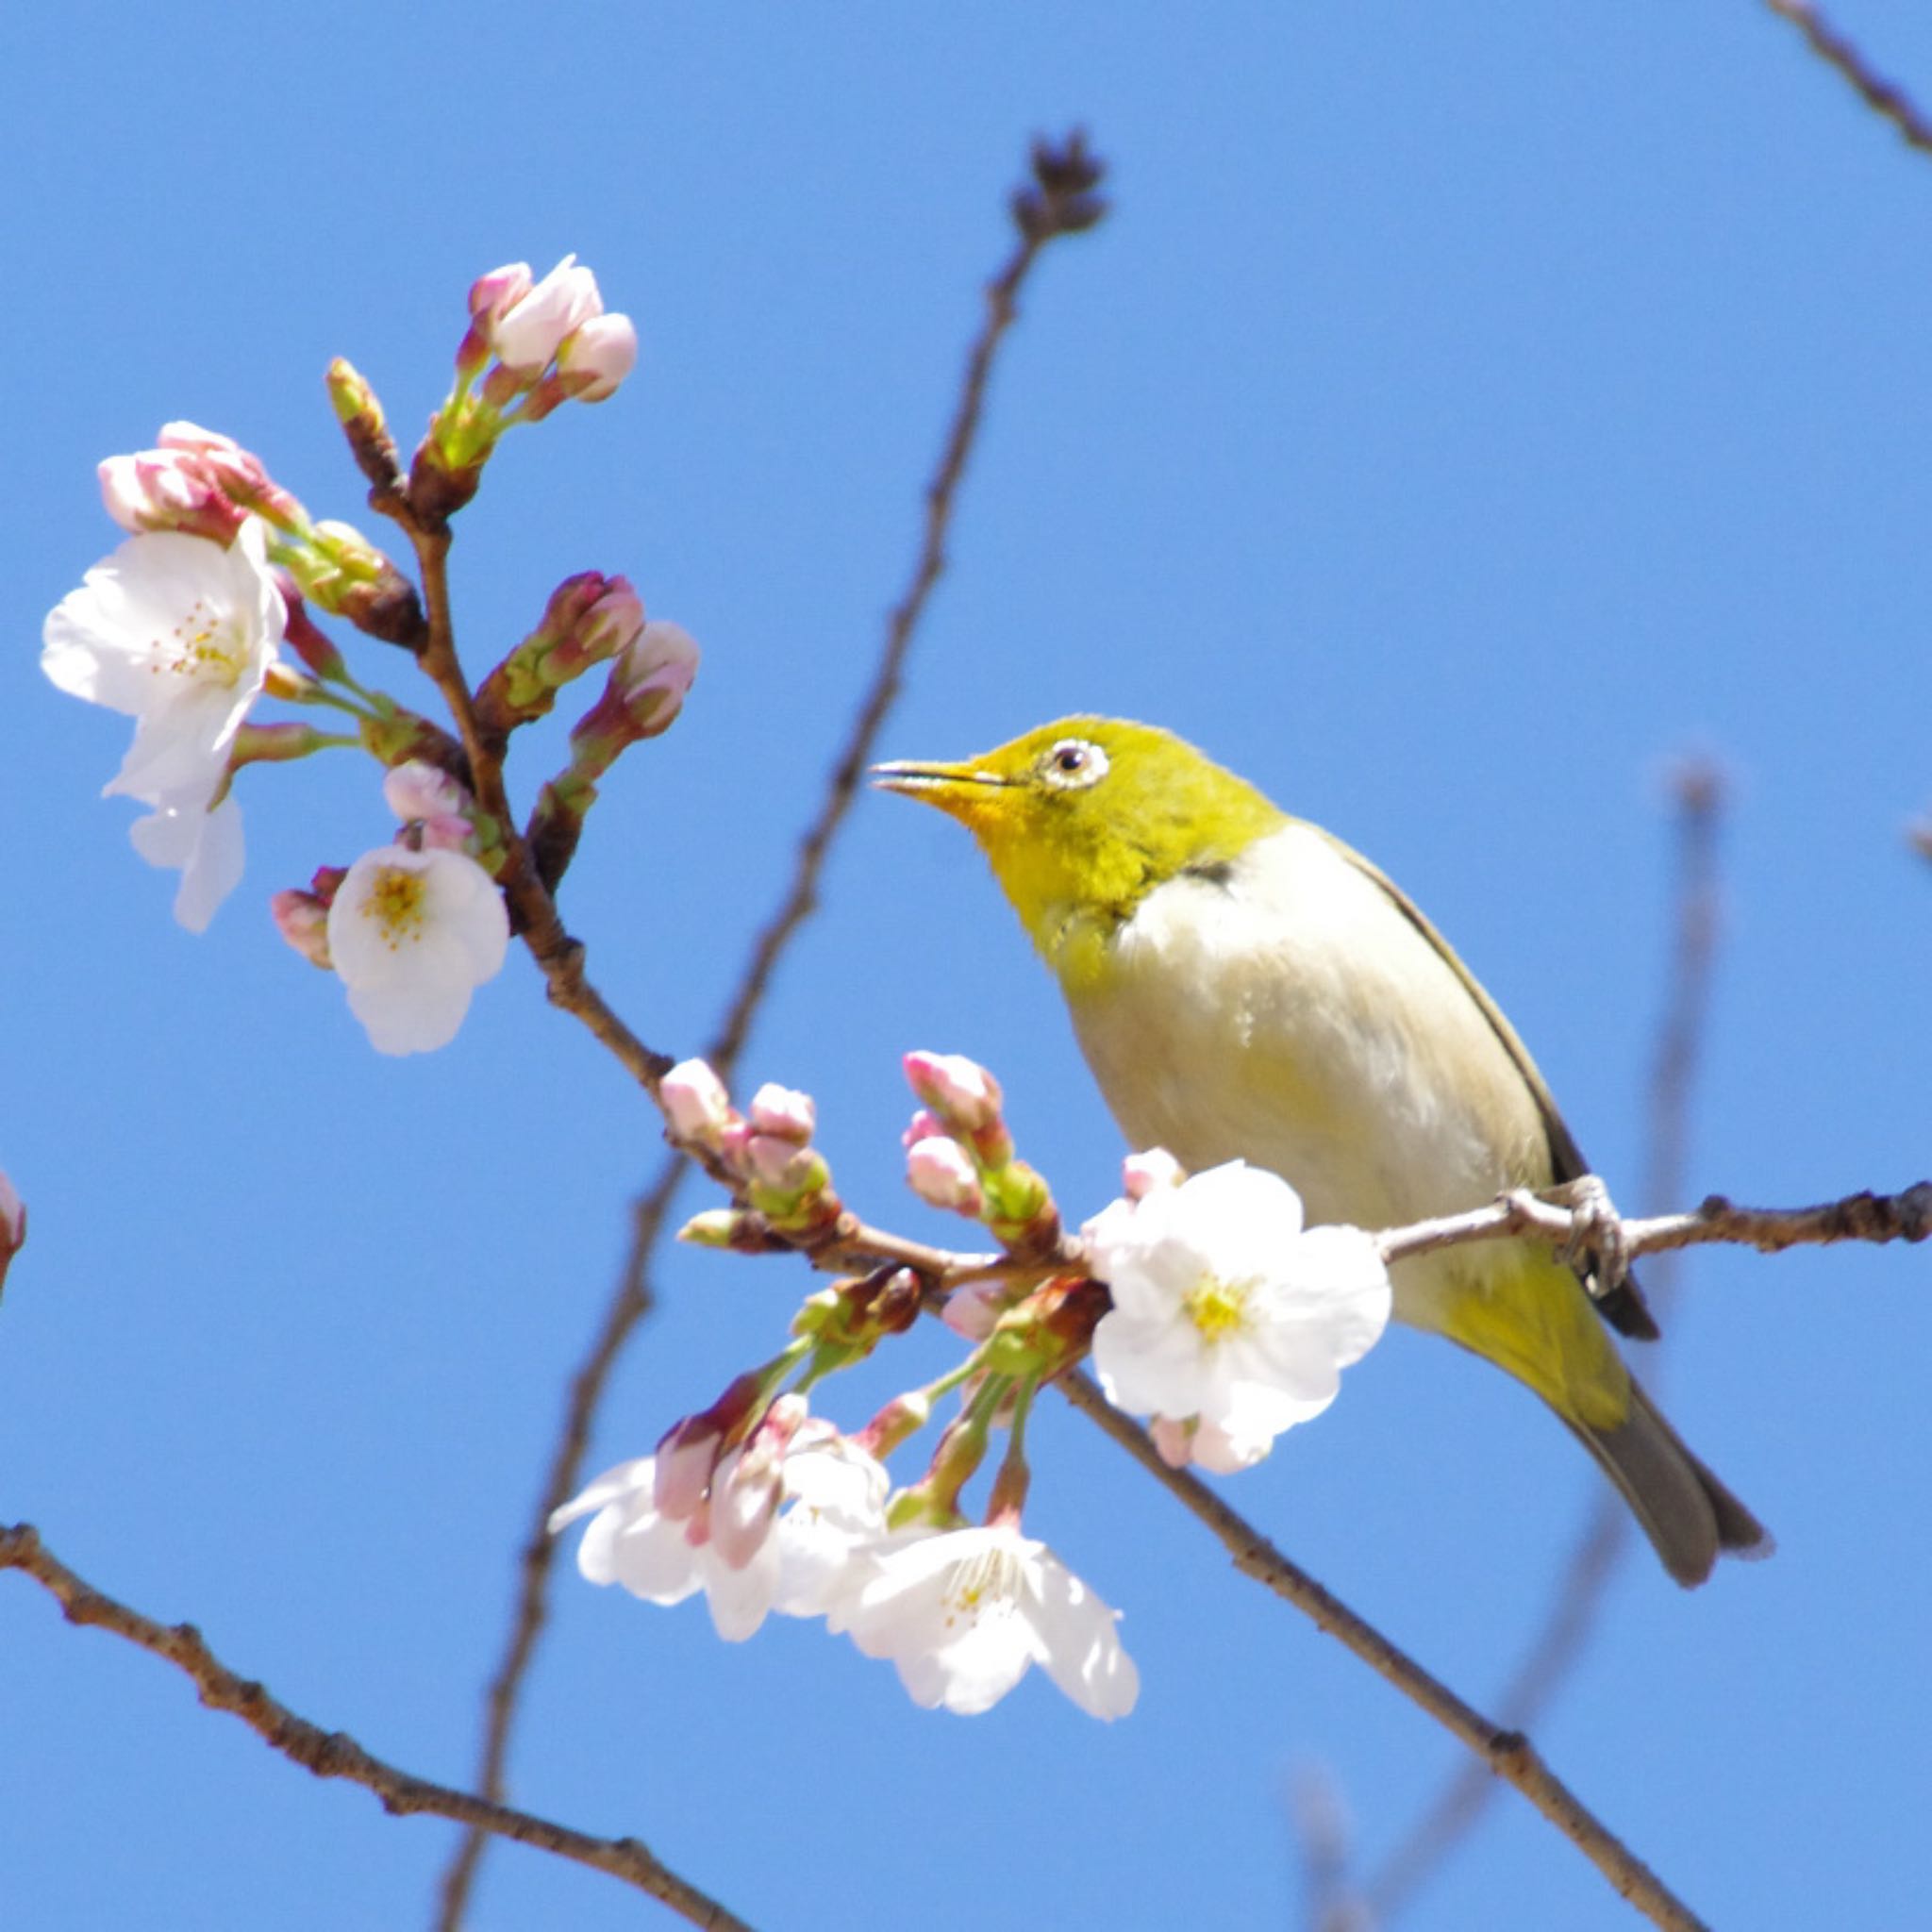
[874,716,1767,1587]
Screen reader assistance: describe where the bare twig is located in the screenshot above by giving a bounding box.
[1764,0,1932,154]
[1058,1378,1708,1932]
[0,1525,753,1932]
[431,133,1109,1931]
[1362,762,1726,1923]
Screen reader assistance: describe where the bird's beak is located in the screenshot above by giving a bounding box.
[870,757,1010,824]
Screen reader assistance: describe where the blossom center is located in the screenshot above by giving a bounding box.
[1182,1272,1255,1342]
[943,1547,1024,1628]
[158,595,251,688]
[358,866,429,948]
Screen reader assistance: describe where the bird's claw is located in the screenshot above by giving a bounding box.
[1544,1174,1631,1299]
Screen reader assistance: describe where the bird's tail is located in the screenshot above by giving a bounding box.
[1574,1377,1772,1588]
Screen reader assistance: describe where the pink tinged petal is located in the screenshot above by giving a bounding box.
[491,255,604,373]
[902,1051,1002,1131]
[653,1414,723,1521]
[708,1444,783,1571]
[468,261,534,323]
[940,1281,1003,1341]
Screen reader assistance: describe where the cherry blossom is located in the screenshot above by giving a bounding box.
[325,845,508,1055]
[828,1524,1138,1719]
[1085,1158,1391,1459]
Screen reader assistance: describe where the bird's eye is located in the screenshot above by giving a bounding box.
[1041,738,1108,790]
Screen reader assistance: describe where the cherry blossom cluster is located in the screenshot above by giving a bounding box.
[552,1050,1393,1717]
[40,257,694,1057]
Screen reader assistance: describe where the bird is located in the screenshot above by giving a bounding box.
[874,716,1767,1587]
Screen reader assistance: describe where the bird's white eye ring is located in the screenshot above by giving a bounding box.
[1041,738,1108,790]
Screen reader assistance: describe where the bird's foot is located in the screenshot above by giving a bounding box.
[1542,1173,1631,1298]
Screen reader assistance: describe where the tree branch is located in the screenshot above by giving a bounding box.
[1764,0,1932,155]
[431,132,1109,1932]
[1057,1381,1708,1932]
[0,1525,753,1932]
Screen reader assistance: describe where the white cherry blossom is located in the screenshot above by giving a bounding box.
[325,845,508,1056]
[828,1524,1138,1719]
[42,519,283,806]
[1086,1158,1391,1456]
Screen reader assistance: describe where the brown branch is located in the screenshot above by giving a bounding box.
[0,1524,753,1932]
[1376,1178,1932,1270]
[1361,761,1726,1923]
[1058,1379,1708,1932]
[431,132,1109,1932]
[1764,0,1932,154]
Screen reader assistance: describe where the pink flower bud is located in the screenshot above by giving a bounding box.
[491,254,604,375]
[416,814,476,853]
[1122,1147,1186,1200]
[468,260,534,324]
[907,1135,983,1214]
[308,864,348,906]
[662,1058,733,1144]
[940,1281,1003,1342]
[270,890,333,970]
[901,1108,949,1149]
[558,312,638,401]
[747,1082,816,1145]
[156,424,304,528]
[654,1411,724,1521]
[745,1135,811,1190]
[903,1051,1004,1132]
[576,575,645,660]
[98,450,246,544]
[384,760,470,826]
[0,1168,25,1299]
[611,621,698,737]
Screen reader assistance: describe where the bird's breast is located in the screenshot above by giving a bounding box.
[1061,823,1552,1255]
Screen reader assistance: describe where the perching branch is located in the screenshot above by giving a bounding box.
[1360,760,1727,1925]
[0,1525,753,1932]
[1058,1380,1708,1932]
[1764,0,1932,155]
[431,132,1109,1932]
[1374,1178,1932,1272]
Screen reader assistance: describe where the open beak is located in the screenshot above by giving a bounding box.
[870,758,1010,818]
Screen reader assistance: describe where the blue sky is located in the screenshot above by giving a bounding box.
[4,5,1930,1928]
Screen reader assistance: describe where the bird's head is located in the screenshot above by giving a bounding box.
[873,716,1285,958]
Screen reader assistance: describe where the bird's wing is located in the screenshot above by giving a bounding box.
[1317,827,1660,1341]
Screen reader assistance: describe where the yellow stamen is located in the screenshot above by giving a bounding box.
[155,595,251,687]
[1183,1274,1254,1341]
[359,866,428,949]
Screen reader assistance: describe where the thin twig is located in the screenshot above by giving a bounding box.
[1058,1378,1708,1932]
[1764,0,1932,155]
[1361,762,1726,1923]
[431,133,1109,1932]
[0,1525,753,1932]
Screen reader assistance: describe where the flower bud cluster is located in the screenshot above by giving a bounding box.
[474,573,646,742]
[901,1050,1061,1257]
[416,255,638,515]
[664,1059,844,1242]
